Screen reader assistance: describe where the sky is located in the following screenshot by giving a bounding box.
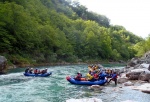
[75,0,150,38]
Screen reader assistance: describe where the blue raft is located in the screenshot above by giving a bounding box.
[24,72,52,77]
[66,76,107,85]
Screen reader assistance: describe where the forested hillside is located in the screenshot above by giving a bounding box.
[0,0,144,66]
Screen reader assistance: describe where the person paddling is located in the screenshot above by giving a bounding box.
[74,72,82,81]
[29,68,33,74]
[25,67,29,73]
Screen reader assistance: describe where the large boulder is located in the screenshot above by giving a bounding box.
[126,71,141,77]
[0,56,7,74]
[127,57,141,67]
[139,63,150,69]
[127,51,150,68]
[130,68,149,73]
[126,71,141,80]
[138,72,150,81]
[128,75,139,80]
[126,66,150,81]
[142,51,150,64]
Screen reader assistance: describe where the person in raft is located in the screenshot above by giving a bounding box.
[25,67,30,73]
[29,68,33,74]
[74,72,82,81]
[107,72,118,85]
[41,68,48,74]
[34,68,38,74]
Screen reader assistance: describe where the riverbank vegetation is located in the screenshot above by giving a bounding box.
[0,0,149,67]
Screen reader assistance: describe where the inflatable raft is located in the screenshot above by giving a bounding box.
[24,72,52,77]
[66,76,107,85]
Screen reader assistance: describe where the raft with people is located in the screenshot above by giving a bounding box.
[24,68,52,77]
[66,76,107,85]
[24,72,52,77]
[66,65,118,85]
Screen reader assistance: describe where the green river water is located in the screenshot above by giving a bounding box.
[0,64,149,102]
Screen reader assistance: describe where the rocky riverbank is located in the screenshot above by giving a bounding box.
[117,51,150,94]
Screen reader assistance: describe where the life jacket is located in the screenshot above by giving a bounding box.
[75,74,82,81]
[112,74,118,80]
[34,69,38,74]
[87,73,93,80]
[93,73,99,79]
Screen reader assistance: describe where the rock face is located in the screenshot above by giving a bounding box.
[121,52,150,94]
[0,56,7,74]
[139,72,150,81]
[125,51,150,82]
[127,51,150,67]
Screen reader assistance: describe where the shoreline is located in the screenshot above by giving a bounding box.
[7,61,127,69]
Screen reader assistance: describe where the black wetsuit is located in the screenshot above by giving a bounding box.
[25,68,29,73]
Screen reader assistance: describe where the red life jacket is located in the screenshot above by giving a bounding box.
[94,73,99,79]
[34,69,38,74]
[75,74,82,80]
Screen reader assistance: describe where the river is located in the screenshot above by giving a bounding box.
[0,64,149,102]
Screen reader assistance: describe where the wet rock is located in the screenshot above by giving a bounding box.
[122,51,150,92]
[127,57,140,67]
[130,68,148,73]
[118,78,128,84]
[120,68,126,73]
[90,85,103,90]
[120,73,127,78]
[132,83,150,94]
[127,51,150,68]
[142,51,150,63]
[126,72,141,80]
[124,81,134,86]
[148,65,150,71]
[125,67,134,72]
[126,68,150,80]
[139,63,149,69]
[138,72,150,81]
[133,64,140,69]
[128,75,139,80]
[138,80,149,84]
[141,90,150,94]
[0,56,7,74]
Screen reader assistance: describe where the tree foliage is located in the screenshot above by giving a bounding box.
[0,0,144,65]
